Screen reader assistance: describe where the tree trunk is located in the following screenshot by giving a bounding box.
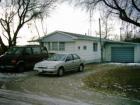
[0,36,8,53]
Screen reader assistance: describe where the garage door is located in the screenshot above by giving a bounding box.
[111,47,134,63]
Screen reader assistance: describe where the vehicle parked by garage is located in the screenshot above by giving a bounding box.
[0,45,48,72]
[34,53,84,76]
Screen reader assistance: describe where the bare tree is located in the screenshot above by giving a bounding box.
[121,21,140,41]
[0,0,57,53]
[71,0,140,27]
[95,10,114,39]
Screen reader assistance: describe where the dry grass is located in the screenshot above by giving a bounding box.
[83,65,140,99]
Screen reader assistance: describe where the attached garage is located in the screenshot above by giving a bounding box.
[104,41,140,63]
[111,47,134,63]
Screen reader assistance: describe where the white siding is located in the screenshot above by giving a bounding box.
[104,45,111,62]
[135,44,140,62]
[75,40,101,63]
[44,40,101,63]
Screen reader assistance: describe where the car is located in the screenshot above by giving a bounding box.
[34,53,84,76]
[0,45,48,72]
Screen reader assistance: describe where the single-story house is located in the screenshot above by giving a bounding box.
[36,31,140,63]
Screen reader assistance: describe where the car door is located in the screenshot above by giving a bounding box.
[32,47,43,63]
[64,54,74,71]
[23,47,34,69]
[72,54,81,70]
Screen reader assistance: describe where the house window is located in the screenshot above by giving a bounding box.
[78,46,80,50]
[52,42,58,51]
[93,43,98,51]
[59,42,65,51]
[47,42,51,50]
[83,46,87,50]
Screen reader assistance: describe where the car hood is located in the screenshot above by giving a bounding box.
[35,60,64,67]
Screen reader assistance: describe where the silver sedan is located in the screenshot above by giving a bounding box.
[34,53,84,76]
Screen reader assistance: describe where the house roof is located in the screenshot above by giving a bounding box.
[37,30,109,42]
[59,31,99,40]
[31,30,140,45]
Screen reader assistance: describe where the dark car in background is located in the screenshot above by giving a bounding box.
[0,45,48,72]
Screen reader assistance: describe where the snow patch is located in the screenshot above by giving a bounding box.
[104,63,140,66]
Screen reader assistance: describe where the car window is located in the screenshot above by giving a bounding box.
[47,54,66,61]
[73,54,80,60]
[24,47,32,55]
[32,47,41,54]
[66,54,73,61]
[7,47,23,55]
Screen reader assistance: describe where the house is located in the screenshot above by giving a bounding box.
[37,31,140,63]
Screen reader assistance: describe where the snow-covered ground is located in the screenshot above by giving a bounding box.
[0,89,92,105]
[0,71,36,82]
[104,63,140,66]
[0,64,140,105]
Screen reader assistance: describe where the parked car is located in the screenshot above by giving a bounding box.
[34,53,84,76]
[0,45,48,72]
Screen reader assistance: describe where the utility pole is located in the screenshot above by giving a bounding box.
[120,27,122,41]
[99,18,103,62]
[89,8,93,35]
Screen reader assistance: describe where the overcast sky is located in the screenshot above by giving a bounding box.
[0,1,120,45]
[17,2,103,45]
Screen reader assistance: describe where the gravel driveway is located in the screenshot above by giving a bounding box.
[1,64,140,105]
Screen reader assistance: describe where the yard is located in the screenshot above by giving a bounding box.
[84,64,140,100]
[0,64,140,105]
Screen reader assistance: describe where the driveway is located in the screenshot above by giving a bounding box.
[0,89,91,105]
[0,64,140,105]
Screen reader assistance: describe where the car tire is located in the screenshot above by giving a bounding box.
[78,65,84,72]
[17,64,25,73]
[57,68,64,77]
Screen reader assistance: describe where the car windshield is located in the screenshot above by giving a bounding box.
[6,47,23,55]
[47,54,67,61]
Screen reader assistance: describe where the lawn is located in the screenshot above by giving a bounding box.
[83,65,140,100]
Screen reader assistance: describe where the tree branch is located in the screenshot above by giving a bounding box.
[132,0,140,12]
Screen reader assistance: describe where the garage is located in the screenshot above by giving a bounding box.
[111,47,134,63]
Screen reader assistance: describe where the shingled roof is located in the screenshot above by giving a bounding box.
[29,30,139,45]
[39,30,109,41]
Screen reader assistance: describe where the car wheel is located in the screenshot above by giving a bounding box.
[78,65,84,72]
[17,65,25,73]
[57,68,64,77]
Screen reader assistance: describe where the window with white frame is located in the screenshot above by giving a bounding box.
[52,42,58,51]
[83,45,87,50]
[59,42,65,51]
[49,42,65,51]
[47,42,51,50]
[78,46,80,50]
[93,43,98,51]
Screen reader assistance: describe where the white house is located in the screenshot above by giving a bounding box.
[37,31,140,63]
